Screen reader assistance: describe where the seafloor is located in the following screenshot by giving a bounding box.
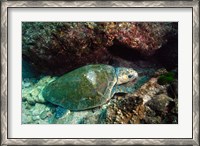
[22,22,178,124]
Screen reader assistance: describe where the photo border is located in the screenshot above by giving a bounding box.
[1,1,199,145]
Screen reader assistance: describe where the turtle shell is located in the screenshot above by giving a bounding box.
[42,64,117,110]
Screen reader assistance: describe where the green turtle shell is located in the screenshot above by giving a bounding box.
[42,64,117,110]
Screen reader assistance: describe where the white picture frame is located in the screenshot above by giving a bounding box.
[1,1,199,145]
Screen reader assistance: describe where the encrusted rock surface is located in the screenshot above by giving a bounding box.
[106,96,144,124]
[22,76,56,104]
[22,22,110,75]
[22,102,55,124]
[105,69,178,124]
[104,22,177,56]
[22,22,177,75]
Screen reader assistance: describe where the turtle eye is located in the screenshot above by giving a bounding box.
[128,75,133,78]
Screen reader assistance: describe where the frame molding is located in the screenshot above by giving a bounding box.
[1,1,199,145]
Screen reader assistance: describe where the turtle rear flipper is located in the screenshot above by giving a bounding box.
[55,106,68,119]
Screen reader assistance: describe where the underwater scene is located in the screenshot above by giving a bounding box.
[22,22,178,124]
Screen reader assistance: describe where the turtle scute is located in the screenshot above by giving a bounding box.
[42,64,117,111]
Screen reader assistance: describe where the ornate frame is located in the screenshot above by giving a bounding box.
[1,1,199,145]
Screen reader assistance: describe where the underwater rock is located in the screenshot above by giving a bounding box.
[162,113,178,124]
[154,68,168,77]
[104,22,177,56]
[22,102,33,124]
[77,108,107,124]
[22,114,32,124]
[171,79,178,97]
[39,108,54,120]
[118,96,143,113]
[133,77,165,104]
[126,69,178,124]
[146,94,173,113]
[22,76,56,104]
[143,115,162,124]
[170,98,178,114]
[33,103,54,124]
[31,103,46,116]
[22,22,177,75]
[106,95,144,124]
[22,102,52,124]
[22,22,110,75]
[48,108,107,124]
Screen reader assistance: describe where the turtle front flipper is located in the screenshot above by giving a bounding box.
[103,79,117,103]
[111,85,136,97]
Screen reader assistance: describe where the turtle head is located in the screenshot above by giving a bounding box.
[115,67,138,85]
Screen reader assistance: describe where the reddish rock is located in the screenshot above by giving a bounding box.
[22,22,110,75]
[22,22,177,75]
[104,22,177,56]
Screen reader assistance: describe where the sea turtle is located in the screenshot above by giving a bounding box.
[42,64,138,117]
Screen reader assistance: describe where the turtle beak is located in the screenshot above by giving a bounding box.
[131,78,137,83]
